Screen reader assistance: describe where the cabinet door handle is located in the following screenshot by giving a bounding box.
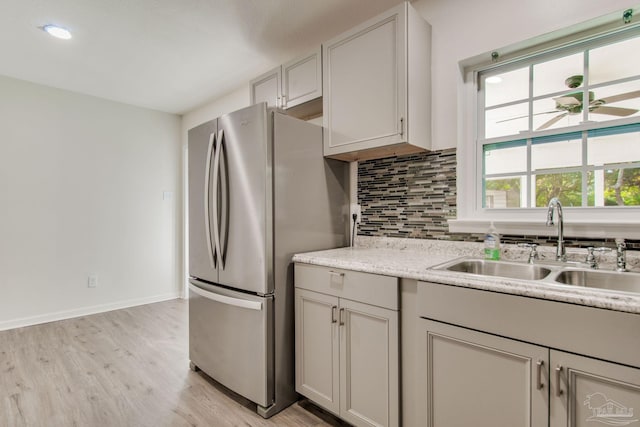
[328,271,345,285]
[400,117,404,137]
[536,360,544,390]
[331,305,337,324]
[555,365,564,396]
[339,308,345,326]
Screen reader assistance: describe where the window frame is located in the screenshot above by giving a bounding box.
[451,16,640,238]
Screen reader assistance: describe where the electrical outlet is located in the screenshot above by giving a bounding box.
[350,204,362,224]
[88,274,98,288]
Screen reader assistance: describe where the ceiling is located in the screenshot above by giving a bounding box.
[0,0,403,114]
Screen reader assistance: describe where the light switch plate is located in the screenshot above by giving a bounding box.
[88,274,98,288]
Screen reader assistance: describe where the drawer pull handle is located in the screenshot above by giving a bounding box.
[189,283,262,311]
[331,305,337,324]
[536,360,544,390]
[329,271,344,278]
[339,308,345,326]
[555,365,563,396]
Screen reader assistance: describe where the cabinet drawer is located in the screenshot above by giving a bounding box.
[295,263,398,310]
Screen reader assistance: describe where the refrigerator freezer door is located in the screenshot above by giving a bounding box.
[188,119,218,283]
[189,279,274,408]
[217,103,271,294]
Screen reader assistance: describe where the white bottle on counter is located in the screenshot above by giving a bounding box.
[484,222,501,261]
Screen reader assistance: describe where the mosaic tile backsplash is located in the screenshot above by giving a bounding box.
[358,149,457,239]
[356,149,640,249]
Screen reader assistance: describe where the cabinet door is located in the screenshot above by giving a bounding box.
[420,319,549,427]
[551,350,640,427]
[340,299,399,427]
[250,66,281,108]
[323,3,406,156]
[282,47,322,109]
[295,288,340,415]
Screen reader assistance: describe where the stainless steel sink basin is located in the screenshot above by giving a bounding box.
[432,257,640,295]
[553,269,640,294]
[436,259,552,281]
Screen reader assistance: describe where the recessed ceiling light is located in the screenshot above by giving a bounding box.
[42,24,72,40]
[486,76,502,84]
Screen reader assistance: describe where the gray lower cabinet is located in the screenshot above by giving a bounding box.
[551,350,640,427]
[420,319,640,427]
[420,319,549,427]
[417,280,640,427]
[294,264,399,427]
[295,288,340,414]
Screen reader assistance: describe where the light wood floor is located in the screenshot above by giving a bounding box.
[0,299,345,427]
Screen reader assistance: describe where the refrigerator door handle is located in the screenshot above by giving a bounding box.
[220,128,229,267]
[189,283,262,311]
[212,128,225,269]
[203,131,217,268]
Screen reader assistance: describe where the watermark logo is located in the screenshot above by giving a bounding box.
[584,392,638,426]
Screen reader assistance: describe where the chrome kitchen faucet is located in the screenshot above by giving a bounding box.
[546,198,566,262]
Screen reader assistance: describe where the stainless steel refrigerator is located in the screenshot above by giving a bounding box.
[187,103,348,418]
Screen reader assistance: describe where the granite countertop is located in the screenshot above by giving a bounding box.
[292,237,640,315]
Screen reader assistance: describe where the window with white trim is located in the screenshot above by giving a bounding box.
[479,28,640,210]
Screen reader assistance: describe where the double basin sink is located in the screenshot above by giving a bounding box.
[432,258,640,295]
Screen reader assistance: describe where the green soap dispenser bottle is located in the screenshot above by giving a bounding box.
[484,222,501,260]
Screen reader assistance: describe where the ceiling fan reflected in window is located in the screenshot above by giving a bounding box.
[495,75,640,130]
[538,75,640,129]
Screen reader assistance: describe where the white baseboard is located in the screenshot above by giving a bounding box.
[0,292,181,332]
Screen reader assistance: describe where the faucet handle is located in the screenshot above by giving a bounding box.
[594,246,612,254]
[517,243,539,264]
[585,246,611,269]
[615,238,627,272]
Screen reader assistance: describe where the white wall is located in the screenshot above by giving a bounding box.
[412,0,638,150]
[181,86,250,136]
[0,75,182,330]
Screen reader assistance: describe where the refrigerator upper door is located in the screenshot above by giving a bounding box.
[188,119,218,283]
[217,103,272,294]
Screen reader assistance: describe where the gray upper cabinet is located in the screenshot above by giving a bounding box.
[282,48,322,109]
[250,67,281,108]
[250,48,322,111]
[323,2,431,162]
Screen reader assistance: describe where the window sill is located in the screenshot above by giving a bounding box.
[448,218,640,239]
